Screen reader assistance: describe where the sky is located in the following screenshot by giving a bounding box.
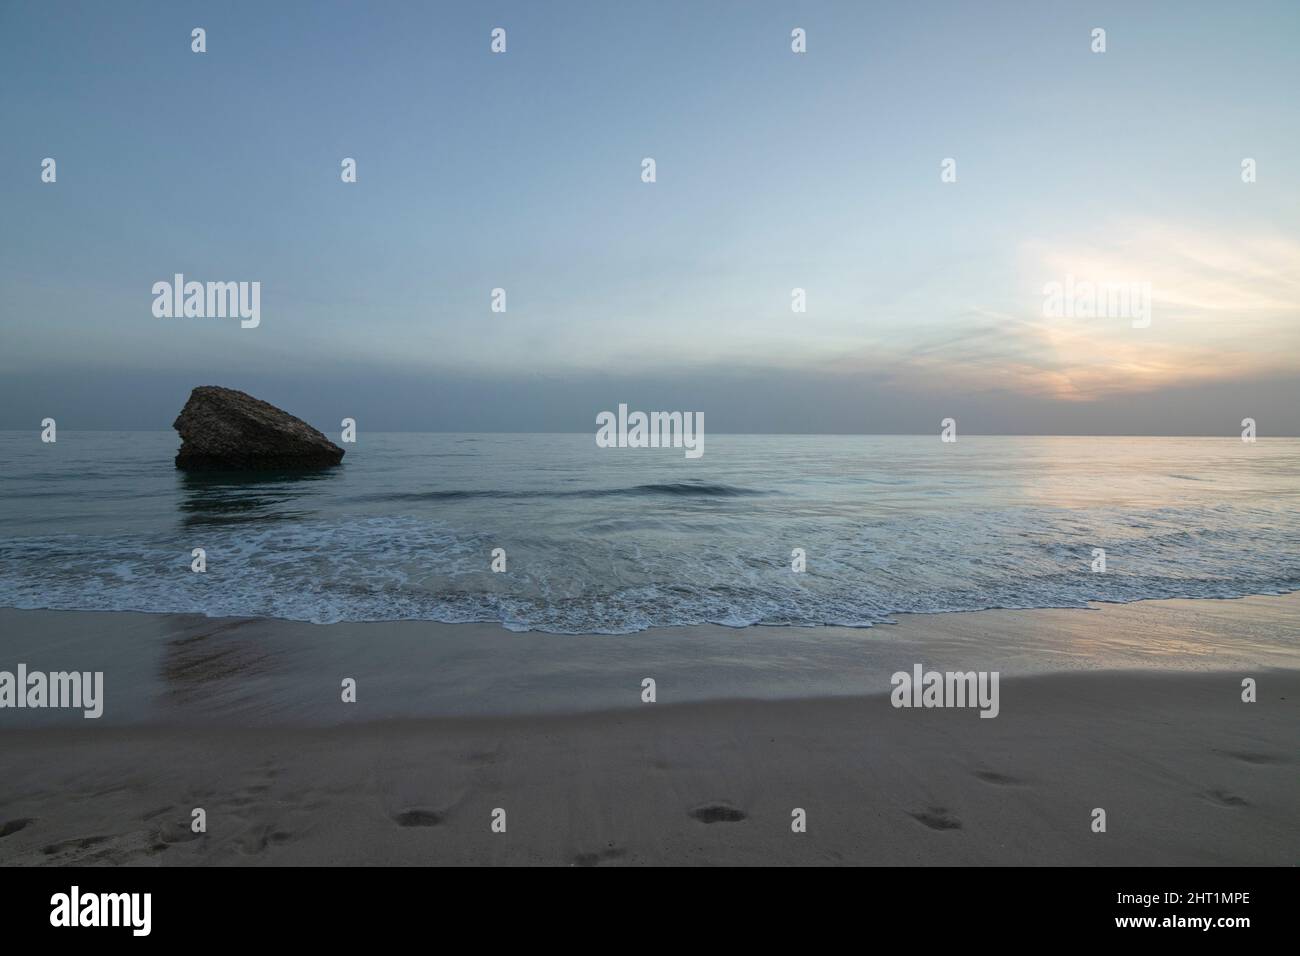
[1,0,1298,433]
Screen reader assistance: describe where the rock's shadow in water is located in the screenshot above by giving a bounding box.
[177,468,340,528]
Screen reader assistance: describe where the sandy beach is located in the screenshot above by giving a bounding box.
[1,596,1296,866]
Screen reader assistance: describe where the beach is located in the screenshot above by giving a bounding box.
[2,595,1296,866]
[4,0,1299,900]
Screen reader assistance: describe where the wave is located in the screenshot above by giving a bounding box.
[0,569,1295,634]
[0,512,1296,633]
[347,482,770,503]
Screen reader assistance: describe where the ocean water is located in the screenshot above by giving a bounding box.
[0,433,1297,634]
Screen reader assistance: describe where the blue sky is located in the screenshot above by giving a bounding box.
[2,0,1298,432]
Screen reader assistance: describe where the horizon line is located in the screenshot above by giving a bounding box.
[4,430,1296,439]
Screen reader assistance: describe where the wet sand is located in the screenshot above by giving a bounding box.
[0,593,1296,725]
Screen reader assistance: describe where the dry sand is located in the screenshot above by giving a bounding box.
[1,667,1295,866]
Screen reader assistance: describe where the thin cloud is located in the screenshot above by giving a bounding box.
[825,222,1300,403]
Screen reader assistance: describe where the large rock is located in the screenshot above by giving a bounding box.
[173,386,345,470]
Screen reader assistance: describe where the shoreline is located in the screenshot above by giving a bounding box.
[1,592,1296,726]
[1,669,1294,865]
[2,590,1300,723]
[4,585,1298,634]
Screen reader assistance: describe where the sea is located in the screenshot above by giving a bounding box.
[2,432,1297,634]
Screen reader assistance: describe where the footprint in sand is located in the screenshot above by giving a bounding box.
[43,834,111,856]
[1202,789,1250,808]
[908,807,962,830]
[154,819,202,845]
[1218,750,1285,766]
[571,845,627,866]
[393,808,443,827]
[973,770,1022,786]
[240,826,294,854]
[0,818,35,839]
[688,804,747,824]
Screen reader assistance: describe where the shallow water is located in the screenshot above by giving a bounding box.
[1,433,1297,633]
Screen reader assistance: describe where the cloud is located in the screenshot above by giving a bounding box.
[1001,221,1300,400]
[819,221,1300,403]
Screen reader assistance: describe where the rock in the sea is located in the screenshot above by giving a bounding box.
[173,386,345,470]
